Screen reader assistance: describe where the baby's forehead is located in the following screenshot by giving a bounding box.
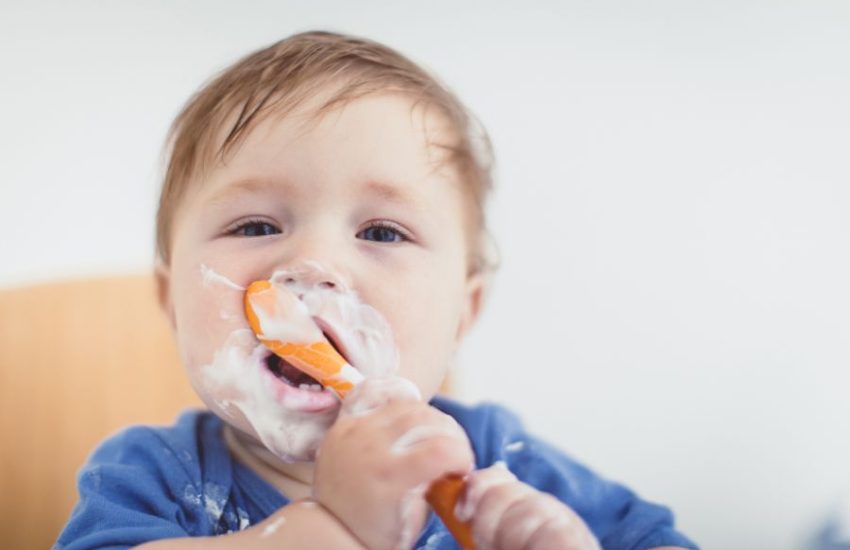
[226,88,459,153]
[204,91,464,186]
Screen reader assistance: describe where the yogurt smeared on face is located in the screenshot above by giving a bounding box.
[196,263,399,461]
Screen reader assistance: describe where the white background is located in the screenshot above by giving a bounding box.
[2,1,849,548]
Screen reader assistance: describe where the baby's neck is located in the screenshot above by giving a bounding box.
[223,425,315,502]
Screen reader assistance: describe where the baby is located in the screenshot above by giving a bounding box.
[57,31,697,550]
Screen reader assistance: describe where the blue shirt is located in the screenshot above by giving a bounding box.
[56,397,698,549]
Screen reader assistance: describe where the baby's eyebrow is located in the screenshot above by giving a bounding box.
[203,177,420,209]
[361,179,418,206]
[205,178,300,204]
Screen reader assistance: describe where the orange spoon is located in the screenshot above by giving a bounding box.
[245,280,474,549]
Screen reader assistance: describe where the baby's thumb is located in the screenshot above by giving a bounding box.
[340,376,421,417]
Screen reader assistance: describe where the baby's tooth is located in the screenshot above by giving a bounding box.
[299,383,310,391]
[311,384,322,391]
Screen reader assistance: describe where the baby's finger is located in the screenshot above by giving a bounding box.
[498,492,597,550]
[472,480,537,548]
[522,497,601,550]
[340,376,421,417]
[388,406,467,451]
[494,492,557,549]
[393,411,475,484]
[455,462,517,522]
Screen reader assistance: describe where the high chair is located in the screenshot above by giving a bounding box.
[0,274,201,549]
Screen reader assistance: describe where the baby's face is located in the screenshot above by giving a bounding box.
[159,93,481,460]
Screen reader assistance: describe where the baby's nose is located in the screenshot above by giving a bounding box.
[272,261,348,294]
[282,275,336,290]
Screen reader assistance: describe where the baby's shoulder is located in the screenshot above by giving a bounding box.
[430,396,621,502]
[87,409,219,475]
[57,410,234,546]
[429,396,535,465]
[430,395,523,430]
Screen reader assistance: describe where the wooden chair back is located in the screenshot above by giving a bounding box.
[0,274,201,549]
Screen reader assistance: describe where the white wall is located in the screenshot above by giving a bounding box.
[3,1,849,548]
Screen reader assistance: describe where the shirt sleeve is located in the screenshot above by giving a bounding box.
[55,424,207,550]
[447,400,699,550]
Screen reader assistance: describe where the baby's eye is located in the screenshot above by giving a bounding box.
[230,220,281,237]
[357,222,408,243]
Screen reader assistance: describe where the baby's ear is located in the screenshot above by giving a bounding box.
[455,270,486,344]
[154,260,176,331]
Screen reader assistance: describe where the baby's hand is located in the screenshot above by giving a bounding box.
[313,377,475,550]
[458,463,600,550]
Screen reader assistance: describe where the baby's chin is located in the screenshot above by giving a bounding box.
[216,402,339,463]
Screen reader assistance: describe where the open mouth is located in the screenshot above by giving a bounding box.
[264,354,324,391]
[263,328,349,393]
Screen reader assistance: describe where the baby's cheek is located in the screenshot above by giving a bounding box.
[397,341,449,399]
[200,278,246,322]
[395,290,464,390]
[175,306,245,378]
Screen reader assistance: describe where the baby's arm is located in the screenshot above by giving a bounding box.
[135,500,364,549]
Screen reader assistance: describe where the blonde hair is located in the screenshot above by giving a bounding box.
[156,31,495,272]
